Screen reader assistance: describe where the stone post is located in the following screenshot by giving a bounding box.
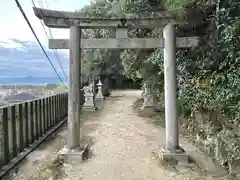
[92,76,96,97]
[67,26,81,149]
[152,94,161,112]
[141,88,154,109]
[139,83,145,100]
[163,24,182,152]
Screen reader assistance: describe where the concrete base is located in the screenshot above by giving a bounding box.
[95,92,103,100]
[58,144,90,165]
[95,98,103,101]
[156,146,189,166]
[82,106,97,111]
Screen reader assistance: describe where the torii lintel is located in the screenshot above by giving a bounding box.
[33,7,189,29]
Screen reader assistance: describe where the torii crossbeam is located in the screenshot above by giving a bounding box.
[33,7,187,28]
[33,7,199,162]
[49,37,198,49]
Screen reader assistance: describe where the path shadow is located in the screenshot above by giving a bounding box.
[106,95,124,103]
[132,98,231,179]
[79,96,122,161]
[132,98,165,127]
[37,125,67,151]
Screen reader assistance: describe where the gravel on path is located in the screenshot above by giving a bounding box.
[5,90,214,180]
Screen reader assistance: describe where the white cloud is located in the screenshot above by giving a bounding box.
[0,0,89,46]
[0,39,23,48]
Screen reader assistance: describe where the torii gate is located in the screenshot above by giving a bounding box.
[33,7,198,159]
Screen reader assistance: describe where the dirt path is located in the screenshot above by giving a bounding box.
[6,90,218,180]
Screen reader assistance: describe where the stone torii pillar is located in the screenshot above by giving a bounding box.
[163,24,183,153]
[68,26,81,149]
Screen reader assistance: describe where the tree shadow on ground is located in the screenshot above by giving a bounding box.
[132,99,231,179]
[132,98,165,127]
[106,96,123,103]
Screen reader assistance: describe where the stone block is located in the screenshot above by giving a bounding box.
[82,105,97,111]
[156,146,189,166]
[58,144,90,165]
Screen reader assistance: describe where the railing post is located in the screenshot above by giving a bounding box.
[39,99,43,136]
[47,97,51,128]
[53,95,56,122]
[3,108,9,164]
[53,96,55,125]
[44,98,47,131]
[55,94,60,122]
[46,97,49,130]
[42,98,46,133]
[18,104,24,152]
[65,93,68,116]
[30,102,35,143]
[58,94,60,120]
[50,96,53,127]
[59,94,62,119]
[52,96,55,123]
[35,100,39,139]
[24,102,29,147]
[51,96,54,125]
[58,95,61,118]
[46,98,49,129]
[50,97,53,126]
[63,94,65,116]
[63,94,65,117]
[11,106,17,158]
[45,97,49,130]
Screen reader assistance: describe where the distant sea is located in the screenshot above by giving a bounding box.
[0,76,68,85]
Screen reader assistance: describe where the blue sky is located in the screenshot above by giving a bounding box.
[0,0,90,80]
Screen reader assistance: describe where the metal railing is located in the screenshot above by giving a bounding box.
[0,93,68,169]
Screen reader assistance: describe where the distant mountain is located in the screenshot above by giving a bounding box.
[4,92,36,101]
[0,76,67,85]
[0,39,69,84]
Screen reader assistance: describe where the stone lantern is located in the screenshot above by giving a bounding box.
[95,79,104,100]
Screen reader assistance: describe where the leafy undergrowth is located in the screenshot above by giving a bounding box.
[133,98,240,175]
